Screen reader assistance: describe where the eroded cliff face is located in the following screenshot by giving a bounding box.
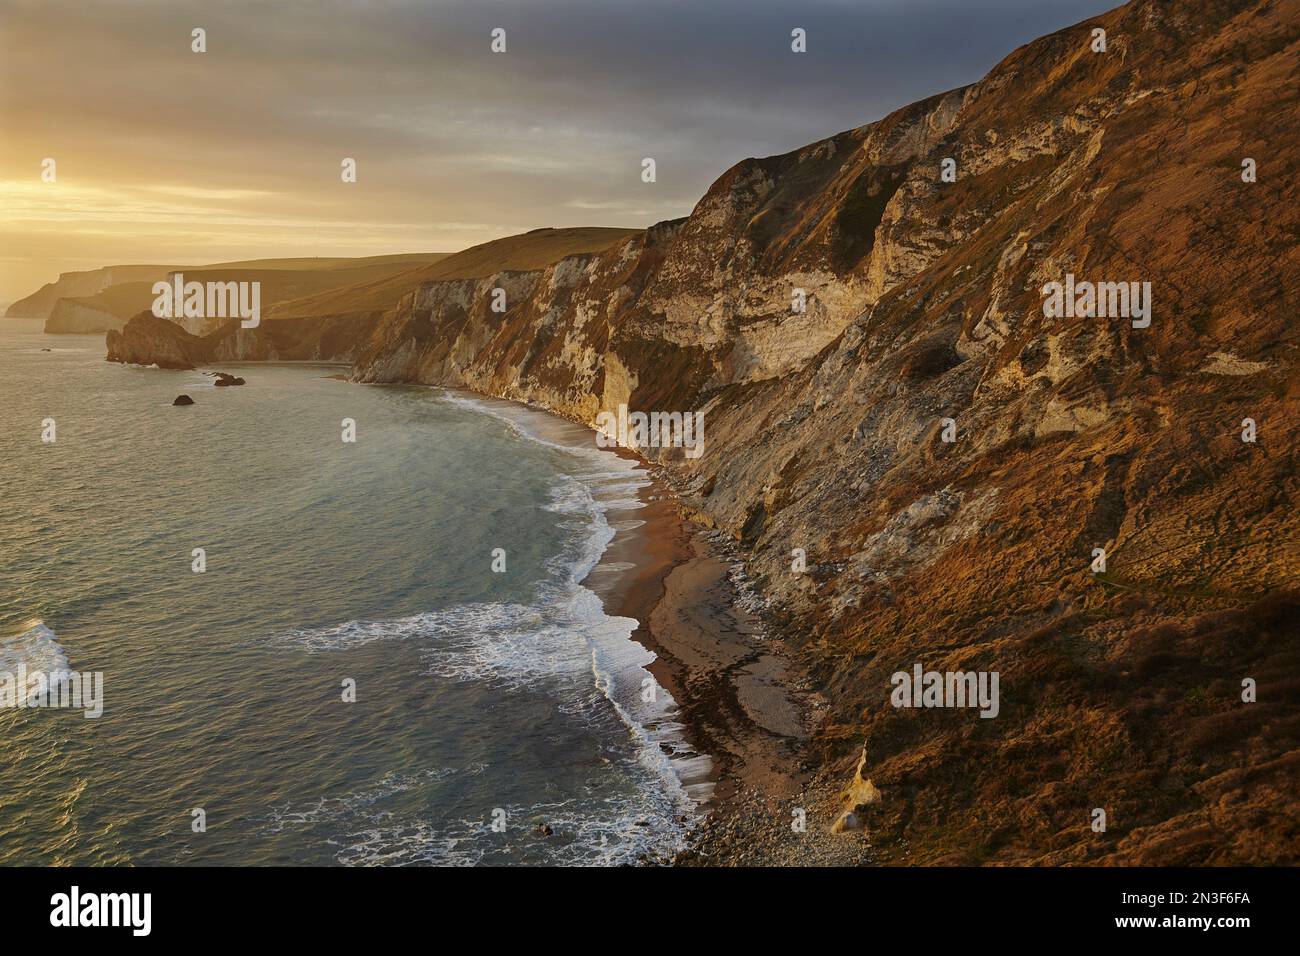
[107,0,1299,863]
[348,85,972,402]
[680,0,1298,863]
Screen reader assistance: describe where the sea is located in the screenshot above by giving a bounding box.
[0,317,708,865]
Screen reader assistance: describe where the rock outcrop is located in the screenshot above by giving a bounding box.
[106,310,383,367]
[102,0,1300,863]
[105,312,207,369]
[832,749,883,833]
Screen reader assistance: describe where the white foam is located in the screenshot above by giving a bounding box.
[261,767,472,832]
[453,797,690,866]
[0,622,71,675]
[336,824,484,867]
[437,391,647,510]
[332,802,686,867]
[277,485,710,815]
[335,796,686,867]
[261,766,492,866]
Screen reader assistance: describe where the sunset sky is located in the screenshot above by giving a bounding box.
[0,0,1112,305]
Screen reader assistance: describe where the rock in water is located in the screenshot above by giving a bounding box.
[212,371,246,386]
[172,394,195,406]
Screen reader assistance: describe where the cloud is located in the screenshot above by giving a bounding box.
[0,0,1116,300]
[143,185,280,201]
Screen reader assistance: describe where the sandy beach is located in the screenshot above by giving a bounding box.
[589,453,872,865]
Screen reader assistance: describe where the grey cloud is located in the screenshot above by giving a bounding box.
[0,0,1117,300]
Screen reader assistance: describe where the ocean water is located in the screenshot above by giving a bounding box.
[0,318,706,865]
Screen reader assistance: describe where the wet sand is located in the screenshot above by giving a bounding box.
[593,457,839,862]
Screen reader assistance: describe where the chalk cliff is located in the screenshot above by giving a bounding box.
[8,265,175,321]
[45,297,128,334]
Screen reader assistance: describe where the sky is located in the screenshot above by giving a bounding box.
[0,0,1117,305]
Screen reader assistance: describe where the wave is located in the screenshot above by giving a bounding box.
[260,766,491,866]
[271,390,712,868]
[276,390,714,837]
[261,766,475,831]
[335,795,688,867]
[263,767,689,866]
[437,391,648,512]
[276,526,709,811]
[0,622,71,674]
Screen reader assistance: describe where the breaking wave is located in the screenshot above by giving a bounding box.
[0,622,71,675]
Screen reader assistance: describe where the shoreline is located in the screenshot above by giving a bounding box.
[589,442,878,865]
[425,387,836,862]
[592,451,850,864]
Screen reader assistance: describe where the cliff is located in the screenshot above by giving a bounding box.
[46,297,128,334]
[105,310,381,366]
[14,254,451,334]
[263,227,640,320]
[106,227,645,366]
[8,264,176,319]
[104,0,1300,863]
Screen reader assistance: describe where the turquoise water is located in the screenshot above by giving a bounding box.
[0,319,703,865]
